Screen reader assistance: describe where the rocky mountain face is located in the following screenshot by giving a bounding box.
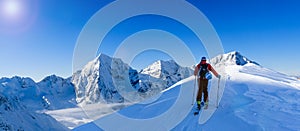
[72,54,193,105]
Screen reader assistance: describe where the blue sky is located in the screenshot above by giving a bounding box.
[0,0,300,81]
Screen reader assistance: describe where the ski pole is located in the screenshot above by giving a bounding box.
[192,76,196,105]
[216,77,220,108]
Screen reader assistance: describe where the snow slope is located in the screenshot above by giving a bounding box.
[73,51,300,131]
[174,64,300,130]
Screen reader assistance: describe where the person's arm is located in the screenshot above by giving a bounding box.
[194,64,199,76]
[208,64,220,78]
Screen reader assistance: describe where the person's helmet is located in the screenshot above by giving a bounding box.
[201,57,206,61]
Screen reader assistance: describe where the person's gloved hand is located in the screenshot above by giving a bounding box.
[217,75,221,79]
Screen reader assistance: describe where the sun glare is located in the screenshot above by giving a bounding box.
[0,0,38,34]
[2,0,22,18]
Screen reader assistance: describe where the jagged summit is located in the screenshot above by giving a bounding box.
[141,60,193,87]
[210,51,259,66]
[94,53,114,64]
[141,60,178,78]
[39,74,70,83]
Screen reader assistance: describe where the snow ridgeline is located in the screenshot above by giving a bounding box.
[73,51,300,131]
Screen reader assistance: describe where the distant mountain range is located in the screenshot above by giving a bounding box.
[0,53,193,130]
[0,75,75,130]
[72,54,193,104]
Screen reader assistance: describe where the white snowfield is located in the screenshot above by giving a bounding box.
[70,52,300,131]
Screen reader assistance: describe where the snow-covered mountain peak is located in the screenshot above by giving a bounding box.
[72,53,135,104]
[82,53,114,67]
[141,59,193,87]
[96,53,113,61]
[37,75,75,98]
[39,74,62,81]
[0,76,35,87]
[141,60,178,79]
[210,51,259,66]
[38,75,70,85]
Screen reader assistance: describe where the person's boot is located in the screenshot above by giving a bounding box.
[204,100,209,109]
[197,101,201,110]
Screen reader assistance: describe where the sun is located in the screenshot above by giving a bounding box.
[1,0,22,18]
[0,0,38,34]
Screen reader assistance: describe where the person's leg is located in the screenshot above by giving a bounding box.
[196,78,202,108]
[203,79,209,103]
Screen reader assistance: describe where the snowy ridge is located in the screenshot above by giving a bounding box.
[0,75,76,110]
[37,75,76,109]
[210,51,259,67]
[141,60,193,87]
